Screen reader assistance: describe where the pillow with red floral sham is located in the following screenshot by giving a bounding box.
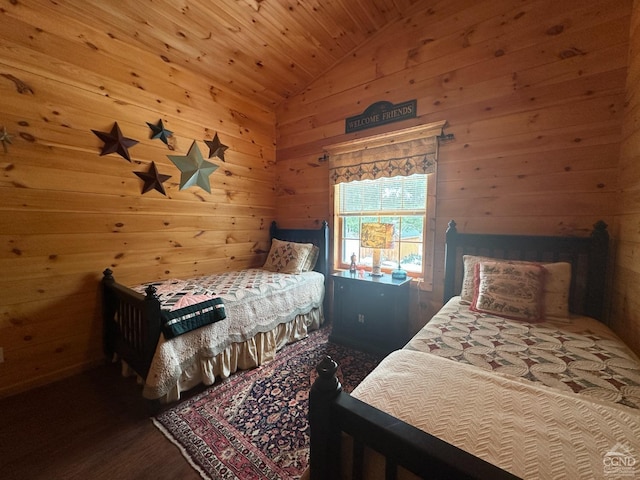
[263,239,314,274]
[460,255,571,319]
[470,261,547,322]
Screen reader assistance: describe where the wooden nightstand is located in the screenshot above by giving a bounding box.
[330,271,411,355]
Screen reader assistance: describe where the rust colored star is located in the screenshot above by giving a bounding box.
[134,161,171,196]
[204,132,229,161]
[92,122,139,162]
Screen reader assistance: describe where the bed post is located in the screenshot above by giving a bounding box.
[586,220,609,320]
[317,220,330,279]
[309,356,343,480]
[102,268,117,358]
[318,220,330,321]
[443,220,458,303]
[140,284,161,378]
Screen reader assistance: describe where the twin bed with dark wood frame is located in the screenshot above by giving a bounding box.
[102,221,329,392]
[309,219,611,480]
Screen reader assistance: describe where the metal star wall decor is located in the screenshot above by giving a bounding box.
[204,132,229,161]
[0,126,13,153]
[168,141,218,193]
[91,122,139,162]
[134,161,171,196]
[146,119,173,146]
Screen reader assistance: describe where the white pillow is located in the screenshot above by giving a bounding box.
[302,245,320,272]
[460,255,571,319]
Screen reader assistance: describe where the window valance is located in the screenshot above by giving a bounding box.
[325,120,446,185]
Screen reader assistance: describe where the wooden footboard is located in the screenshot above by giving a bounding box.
[102,268,161,379]
[309,356,518,480]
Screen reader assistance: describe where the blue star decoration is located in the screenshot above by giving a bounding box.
[146,119,173,146]
[168,141,218,193]
[204,132,229,161]
[134,161,172,196]
[91,122,139,162]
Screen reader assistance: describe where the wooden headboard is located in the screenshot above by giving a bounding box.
[443,220,609,320]
[269,220,329,278]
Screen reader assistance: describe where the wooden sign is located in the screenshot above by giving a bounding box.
[345,100,417,133]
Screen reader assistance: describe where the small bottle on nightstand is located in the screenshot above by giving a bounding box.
[349,253,357,274]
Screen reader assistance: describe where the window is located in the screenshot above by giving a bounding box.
[325,120,445,289]
[335,174,428,276]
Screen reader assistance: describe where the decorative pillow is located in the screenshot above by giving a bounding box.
[537,262,571,319]
[460,255,492,302]
[460,255,571,319]
[302,245,320,272]
[262,239,314,274]
[470,261,547,322]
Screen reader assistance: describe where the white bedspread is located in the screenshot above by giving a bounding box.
[131,269,325,400]
[352,349,640,479]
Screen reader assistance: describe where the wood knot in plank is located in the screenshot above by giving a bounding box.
[546,24,564,35]
[20,132,36,142]
[559,48,586,59]
[1,74,34,94]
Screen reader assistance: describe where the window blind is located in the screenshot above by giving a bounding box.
[325,120,446,185]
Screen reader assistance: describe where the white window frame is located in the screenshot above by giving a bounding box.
[331,172,436,290]
[334,175,427,275]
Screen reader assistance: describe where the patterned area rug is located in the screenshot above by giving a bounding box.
[153,327,381,480]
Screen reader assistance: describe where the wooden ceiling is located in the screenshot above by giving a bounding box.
[50,0,426,108]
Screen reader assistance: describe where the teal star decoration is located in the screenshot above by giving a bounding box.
[91,122,139,162]
[0,126,13,153]
[134,161,171,196]
[168,141,218,193]
[204,132,229,161]
[146,119,173,145]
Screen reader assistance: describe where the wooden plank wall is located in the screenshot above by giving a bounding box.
[276,0,633,339]
[0,3,276,397]
[613,0,640,356]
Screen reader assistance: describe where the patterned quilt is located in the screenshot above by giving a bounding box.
[405,297,640,409]
[131,269,325,399]
[134,268,316,310]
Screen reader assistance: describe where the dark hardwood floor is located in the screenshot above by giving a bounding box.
[0,362,201,480]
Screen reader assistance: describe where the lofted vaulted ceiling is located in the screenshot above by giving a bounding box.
[47,0,427,108]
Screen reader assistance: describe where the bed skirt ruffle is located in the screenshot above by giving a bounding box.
[120,307,323,403]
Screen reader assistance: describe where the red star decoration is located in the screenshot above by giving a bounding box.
[204,132,229,161]
[134,161,171,196]
[92,122,139,162]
